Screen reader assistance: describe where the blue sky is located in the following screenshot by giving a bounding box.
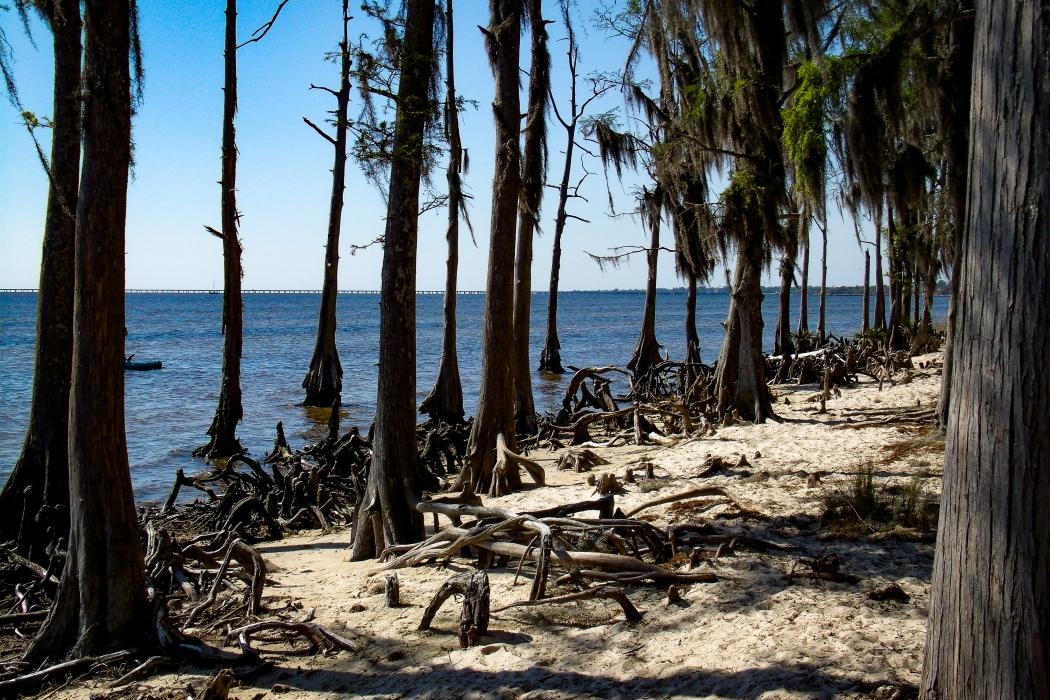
[0,0,876,291]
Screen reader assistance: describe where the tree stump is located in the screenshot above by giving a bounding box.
[385,573,400,608]
[418,571,490,648]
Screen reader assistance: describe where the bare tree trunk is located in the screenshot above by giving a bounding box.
[817,221,827,345]
[921,3,1049,694]
[512,0,549,436]
[26,0,151,661]
[773,250,795,358]
[0,0,80,555]
[463,0,522,496]
[935,0,974,428]
[886,205,905,350]
[862,249,870,332]
[796,222,809,336]
[684,270,701,371]
[196,0,244,459]
[874,215,886,331]
[302,1,351,408]
[715,230,773,422]
[627,200,663,376]
[349,0,435,561]
[421,0,465,423]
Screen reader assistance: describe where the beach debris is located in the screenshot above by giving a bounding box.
[418,571,490,648]
[557,448,609,473]
[385,574,401,608]
[788,553,861,584]
[868,582,911,602]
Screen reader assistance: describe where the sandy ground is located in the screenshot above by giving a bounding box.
[66,353,945,700]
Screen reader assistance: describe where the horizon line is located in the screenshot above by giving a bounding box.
[0,285,887,295]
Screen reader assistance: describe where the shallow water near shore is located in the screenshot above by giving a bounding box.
[0,290,946,501]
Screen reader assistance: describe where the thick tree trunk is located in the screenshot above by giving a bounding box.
[715,231,773,422]
[0,0,80,555]
[627,206,663,376]
[302,1,351,408]
[862,249,870,332]
[349,0,435,561]
[197,0,244,459]
[512,0,549,436]
[463,0,522,496]
[921,3,1049,695]
[26,0,151,662]
[420,0,465,423]
[935,0,974,428]
[796,223,809,336]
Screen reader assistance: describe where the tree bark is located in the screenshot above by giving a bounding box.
[463,0,522,496]
[921,2,1049,695]
[537,53,578,375]
[935,0,974,428]
[420,0,465,424]
[874,214,886,331]
[627,199,663,376]
[513,0,549,436]
[26,0,151,662]
[302,0,351,408]
[349,0,436,561]
[885,204,905,350]
[684,270,701,369]
[0,0,80,555]
[862,249,870,332]
[714,230,773,422]
[196,0,244,459]
[773,249,795,358]
[796,222,809,336]
[817,221,827,345]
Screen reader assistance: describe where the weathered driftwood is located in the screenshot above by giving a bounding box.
[418,570,490,648]
[227,620,357,655]
[0,650,135,697]
[492,585,642,623]
[557,448,609,472]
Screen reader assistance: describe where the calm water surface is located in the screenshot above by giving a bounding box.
[0,290,946,501]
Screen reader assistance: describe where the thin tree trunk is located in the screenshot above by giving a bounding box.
[921,2,1049,694]
[817,221,827,345]
[796,222,809,336]
[26,0,151,661]
[874,214,886,331]
[0,0,80,555]
[537,65,578,375]
[463,0,522,496]
[627,201,663,376]
[862,249,870,332]
[513,0,549,436]
[196,0,244,459]
[774,249,795,358]
[886,205,905,349]
[349,0,435,561]
[302,0,351,408]
[421,0,465,423]
[685,270,701,371]
[715,229,773,422]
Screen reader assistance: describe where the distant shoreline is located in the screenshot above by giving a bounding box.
[0,286,949,296]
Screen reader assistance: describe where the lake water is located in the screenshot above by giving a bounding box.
[0,290,946,501]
